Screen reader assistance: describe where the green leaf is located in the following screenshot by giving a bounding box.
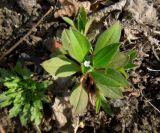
[100,94,113,115]
[124,63,138,70]
[96,96,101,113]
[94,21,121,54]
[9,103,22,118]
[84,17,95,35]
[119,68,129,79]
[108,52,129,70]
[14,62,31,79]
[0,68,12,79]
[81,63,91,74]
[41,56,80,77]
[93,43,119,68]
[30,106,42,126]
[91,72,123,87]
[127,50,137,61]
[0,93,13,107]
[96,83,123,99]
[70,84,88,114]
[61,29,71,51]
[20,103,30,125]
[68,29,91,62]
[105,68,129,88]
[62,17,76,28]
[77,7,88,32]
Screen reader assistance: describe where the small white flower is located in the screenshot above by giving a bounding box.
[84,61,91,67]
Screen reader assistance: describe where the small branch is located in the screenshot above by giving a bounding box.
[140,90,160,114]
[146,67,160,72]
[152,46,160,62]
[0,6,54,61]
[89,0,126,20]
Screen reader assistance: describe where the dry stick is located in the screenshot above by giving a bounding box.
[0,6,54,61]
[140,90,160,114]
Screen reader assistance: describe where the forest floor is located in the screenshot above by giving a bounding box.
[0,0,160,133]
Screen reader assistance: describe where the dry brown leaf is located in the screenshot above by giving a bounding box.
[52,97,68,127]
[125,0,158,26]
[54,0,91,18]
[17,0,37,15]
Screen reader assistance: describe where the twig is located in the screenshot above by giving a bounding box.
[0,6,54,61]
[89,0,126,20]
[146,67,160,72]
[152,46,160,62]
[140,90,160,114]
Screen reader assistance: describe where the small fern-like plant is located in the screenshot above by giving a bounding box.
[42,9,137,114]
[0,62,52,126]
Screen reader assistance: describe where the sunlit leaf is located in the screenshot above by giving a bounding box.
[84,17,95,35]
[96,83,123,99]
[119,68,129,79]
[105,68,129,88]
[68,29,91,62]
[91,72,122,87]
[41,56,80,77]
[61,29,71,51]
[108,52,129,70]
[93,43,119,68]
[62,17,76,28]
[94,21,121,54]
[78,7,88,32]
[70,84,88,114]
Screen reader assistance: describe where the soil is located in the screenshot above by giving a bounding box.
[0,0,160,133]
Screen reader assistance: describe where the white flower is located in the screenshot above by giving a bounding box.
[84,61,91,67]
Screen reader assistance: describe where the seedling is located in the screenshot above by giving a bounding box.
[62,7,94,35]
[42,19,137,114]
[0,62,52,126]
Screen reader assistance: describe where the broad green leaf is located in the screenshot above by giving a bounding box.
[62,17,76,28]
[61,29,71,51]
[68,29,91,62]
[41,56,80,77]
[78,7,88,32]
[108,52,129,70]
[93,43,119,68]
[84,17,95,35]
[105,68,129,88]
[96,83,123,99]
[91,72,123,87]
[100,94,113,115]
[94,21,121,54]
[70,84,88,114]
